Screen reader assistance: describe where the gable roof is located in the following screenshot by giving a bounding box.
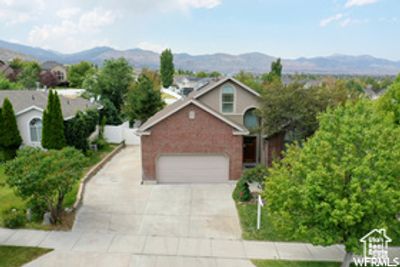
[0,90,100,119]
[190,77,261,99]
[41,61,65,71]
[138,97,248,135]
[138,77,257,135]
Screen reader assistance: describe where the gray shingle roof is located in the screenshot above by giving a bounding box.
[139,77,251,133]
[0,90,100,119]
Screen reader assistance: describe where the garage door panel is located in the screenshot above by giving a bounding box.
[157,155,229,183]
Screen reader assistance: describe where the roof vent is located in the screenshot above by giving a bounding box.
[32,95,35,101]
[67,100,70,105]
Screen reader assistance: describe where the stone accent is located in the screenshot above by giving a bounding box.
[141,104,243,182]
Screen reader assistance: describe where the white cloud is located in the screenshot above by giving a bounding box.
[320,13,344,27]
[78,8,117,32]
[179,0,221,9]
[56,7,81,19]
[345,0,379,8]
[28,7,117,53]
[137,42,167,53]
[0,0,44,24]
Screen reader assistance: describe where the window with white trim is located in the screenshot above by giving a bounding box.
[221,85,235,113]
[30,118,42,142]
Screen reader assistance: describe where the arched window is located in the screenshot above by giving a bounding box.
[244,108,259,129]
[30,118,42,142]
[221,85,235,113]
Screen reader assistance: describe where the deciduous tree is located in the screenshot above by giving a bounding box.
[5,147,86,223]
[124,74,164,123]
[68,61,95,88]
[264,100,400,267]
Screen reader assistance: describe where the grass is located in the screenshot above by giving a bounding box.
[0,144,117,229]
[236,202,300,242]
[237,202,400,246]
[252,260,341,267]
[0,246,52,267]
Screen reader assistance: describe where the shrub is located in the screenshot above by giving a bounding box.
[93,136,109,150]
[27,198,48,222]
[2,208,26,228]
[241,164,269,187]
[233,179,252,202]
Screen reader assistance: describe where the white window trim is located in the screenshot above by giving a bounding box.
[28,117,43,144]
[220,84,236,114]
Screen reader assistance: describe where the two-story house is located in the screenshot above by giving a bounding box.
[137,77,283,184]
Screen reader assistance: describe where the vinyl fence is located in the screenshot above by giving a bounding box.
[104,121,140,145]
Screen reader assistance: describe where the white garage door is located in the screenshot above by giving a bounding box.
[157,155,229,183]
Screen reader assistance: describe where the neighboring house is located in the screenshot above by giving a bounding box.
[173,76,212,96]
[161,88,182,105]
[137,77,283,184]
[364,85,386,100]
[41,61,68,86]
[0,90,100,148]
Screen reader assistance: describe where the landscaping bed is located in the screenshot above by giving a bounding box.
[0,246,52,267]
[0,144,117,230]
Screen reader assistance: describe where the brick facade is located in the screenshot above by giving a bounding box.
[141,104,243,181]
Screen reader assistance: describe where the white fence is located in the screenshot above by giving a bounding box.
[104,121,140,145]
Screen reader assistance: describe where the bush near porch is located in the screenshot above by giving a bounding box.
[0,143,116,229]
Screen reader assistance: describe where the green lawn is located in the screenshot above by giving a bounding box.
[252,260,340,267]
[237,202,400,246]
[236,202,301,242]
[0,144,117,228]
[0,246,52,267]
[0,165,25,218]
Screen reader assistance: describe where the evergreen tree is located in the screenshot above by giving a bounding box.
[124,74,165,123]
[0,98,22,159]
[42,90,66,149]
[261,58,283,83]
[160,49,174,88]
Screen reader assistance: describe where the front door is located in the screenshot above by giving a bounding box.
[243,136,257,164]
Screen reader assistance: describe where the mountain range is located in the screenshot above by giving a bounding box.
[0,39,399,75]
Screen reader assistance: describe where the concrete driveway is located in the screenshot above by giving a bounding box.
[73,146,241,240]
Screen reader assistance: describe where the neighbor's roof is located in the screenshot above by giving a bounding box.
[138,77,258,135]
[0,90,101,119]
[41,61,65,70]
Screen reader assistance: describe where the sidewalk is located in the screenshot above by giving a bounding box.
[2,229,400,266]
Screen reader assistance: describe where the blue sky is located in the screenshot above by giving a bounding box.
[0,0,399,60]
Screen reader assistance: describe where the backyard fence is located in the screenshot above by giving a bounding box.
[104,121,140,145]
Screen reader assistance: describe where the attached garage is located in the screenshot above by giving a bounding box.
[157,154,229,183]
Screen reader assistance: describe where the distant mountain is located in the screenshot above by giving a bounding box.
[0,39,399,75]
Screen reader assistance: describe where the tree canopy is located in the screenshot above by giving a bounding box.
[68,61,96,88]
[5,147,86,223]
[124,74,164,123]
[160,49,175,88]
[96,58,133,112]
[264,100,400,266]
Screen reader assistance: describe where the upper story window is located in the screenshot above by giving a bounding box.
[244,108,259,129]
[30,118,42,142]
[221,85,235,113]
[54,70,64,81]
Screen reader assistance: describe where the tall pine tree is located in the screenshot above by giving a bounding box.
[160,49,174,88]
[42,90,66,149]
[0,98,22,159]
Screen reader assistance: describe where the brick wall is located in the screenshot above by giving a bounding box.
[141,104,243,181]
